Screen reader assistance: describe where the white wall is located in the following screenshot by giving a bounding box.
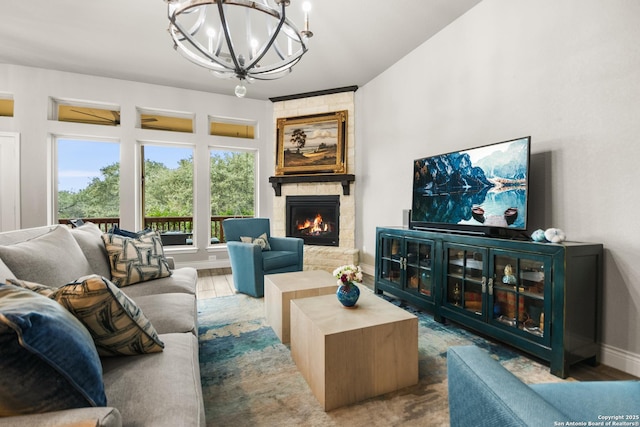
[0,64,274,267]
[356,0,640,374]
[2,0,639,375]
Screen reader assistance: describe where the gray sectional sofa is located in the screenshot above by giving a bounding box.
[0,223,205,427]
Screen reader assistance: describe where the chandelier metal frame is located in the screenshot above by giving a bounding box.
[166,0,312,96]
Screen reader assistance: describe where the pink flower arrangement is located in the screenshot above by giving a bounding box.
[332,264,363,286]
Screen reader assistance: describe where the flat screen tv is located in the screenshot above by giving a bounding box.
[411,136,531,236]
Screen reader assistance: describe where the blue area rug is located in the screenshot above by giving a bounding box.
[198,291,563,426]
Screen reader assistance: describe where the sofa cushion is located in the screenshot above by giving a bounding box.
[0,407,122,427]
[101,230,171,287]
[130,293,197,335]
[240,232,271,251]
[263,250,299,271]
[0,226,93,287]
[118,267,197,298]
[0,225,55,245]
[0,283,106,416]
[0,257,17,283]
[102,332,205,427]
[70,222,112,279]
[51,275,165,357]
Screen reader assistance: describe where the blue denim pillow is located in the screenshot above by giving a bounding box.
[0,284,106,416]
[108,225,151,238]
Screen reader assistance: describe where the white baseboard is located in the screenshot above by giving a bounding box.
[601,343,640,377]
[361,262,375,277]
[175,259,231,270]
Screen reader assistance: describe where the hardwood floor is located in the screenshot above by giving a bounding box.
[196,270,638,382]
[196,268,235,300]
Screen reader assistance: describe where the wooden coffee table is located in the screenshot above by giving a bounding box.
[290,287,418,411]
[264,270,338,343]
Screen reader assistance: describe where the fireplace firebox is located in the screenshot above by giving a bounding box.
[286,195,340,246]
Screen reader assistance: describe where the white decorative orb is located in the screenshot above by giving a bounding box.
[234,83,247,98]
[544,228,566,243]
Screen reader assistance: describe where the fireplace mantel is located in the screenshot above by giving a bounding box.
[268,174,355,196]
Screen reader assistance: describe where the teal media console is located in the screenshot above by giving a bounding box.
[374,226,603,378]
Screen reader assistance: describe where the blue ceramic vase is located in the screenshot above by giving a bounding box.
[336,282,360,307]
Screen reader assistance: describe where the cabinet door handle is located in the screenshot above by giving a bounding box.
[481,276,487,293]
[488,277,494,296]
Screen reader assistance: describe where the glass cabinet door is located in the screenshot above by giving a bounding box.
[405,237,434,298]
[444,244,487,316]
[378,234,403,287]
[490,251,550,343]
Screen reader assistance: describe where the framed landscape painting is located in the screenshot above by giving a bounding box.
[275,110,347,175]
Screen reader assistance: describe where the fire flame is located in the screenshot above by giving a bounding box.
[297,213,329,234]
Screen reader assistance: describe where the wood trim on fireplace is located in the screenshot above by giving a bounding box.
[268,174,355,196]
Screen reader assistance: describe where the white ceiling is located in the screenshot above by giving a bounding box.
[1,0,481,100]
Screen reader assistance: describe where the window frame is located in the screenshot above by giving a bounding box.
[138,141,196,249]
[51,135,121,227]
[137,107,195,133]
[50,98,121,127]
[209,115,258,139]
[208,145,259,246]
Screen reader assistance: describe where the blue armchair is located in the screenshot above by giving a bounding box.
[222,218,303,297]
[447,345,640,426]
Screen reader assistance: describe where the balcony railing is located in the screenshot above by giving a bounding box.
[58,215,252,244]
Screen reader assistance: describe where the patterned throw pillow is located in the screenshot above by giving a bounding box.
[101,230,171,287]
[51,275,165,357]
[0,284,106,416]
[6,278,55,298]
[240,232,272,251]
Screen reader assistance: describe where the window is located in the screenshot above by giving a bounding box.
[141,144,194,246]
[209,116,256,139]
[52,98,120,126]
[210,149,256,243]
[56,138,120,230]
[138,108,194,133]
[0,96,14,117]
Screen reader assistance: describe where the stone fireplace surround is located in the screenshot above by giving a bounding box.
[271,89,359,272]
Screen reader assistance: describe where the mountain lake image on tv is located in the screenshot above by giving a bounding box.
[411,136,531,231]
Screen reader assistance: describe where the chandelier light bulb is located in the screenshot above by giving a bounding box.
[206,28,216,52]
[301,2,313,38]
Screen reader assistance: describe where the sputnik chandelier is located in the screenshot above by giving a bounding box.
[166,0,313,98]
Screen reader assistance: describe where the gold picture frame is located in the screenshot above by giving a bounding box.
[275,110,347,175]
